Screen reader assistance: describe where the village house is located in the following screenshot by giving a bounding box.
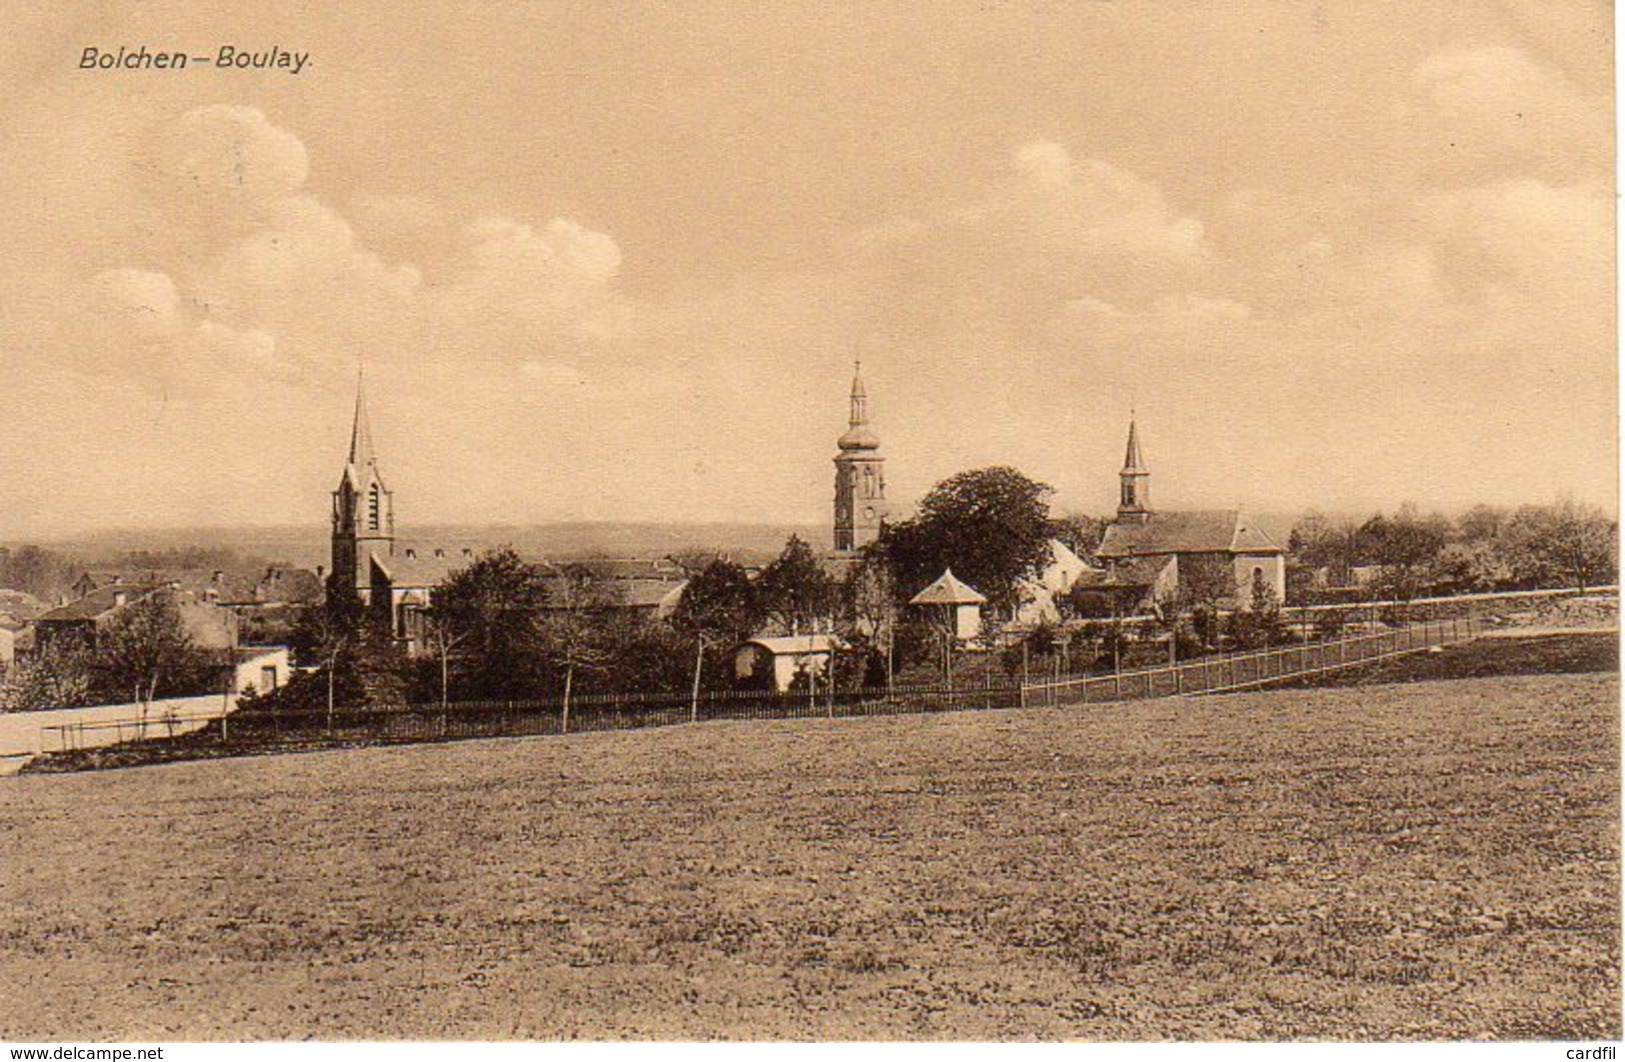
[32,584,240,657]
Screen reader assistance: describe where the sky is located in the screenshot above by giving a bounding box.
[0,0,1615,538]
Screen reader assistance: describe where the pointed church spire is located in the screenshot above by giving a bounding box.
[1118,415,1150,519]
[349,367,378,470]
[1122,413,1145,473]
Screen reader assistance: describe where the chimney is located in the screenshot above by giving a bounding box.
[112,591,127,608]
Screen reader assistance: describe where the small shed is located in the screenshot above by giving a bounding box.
[910,568,987,641]
[734,634,836,692]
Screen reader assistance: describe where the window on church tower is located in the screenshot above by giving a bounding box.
[368,487,380,530]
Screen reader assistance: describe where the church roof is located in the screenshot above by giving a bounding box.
[371,549,468,588]
[1096,510,1284,559]
[910,568,987,606]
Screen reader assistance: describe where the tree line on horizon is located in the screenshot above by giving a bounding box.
[1289,498,1616,602]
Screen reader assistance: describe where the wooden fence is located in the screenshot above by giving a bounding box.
[1019,615,1480,708]
[41,616,1482,757]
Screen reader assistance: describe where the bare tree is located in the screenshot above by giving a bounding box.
[537,563,618,733]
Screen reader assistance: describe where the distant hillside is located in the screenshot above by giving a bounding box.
[22,522,834,570]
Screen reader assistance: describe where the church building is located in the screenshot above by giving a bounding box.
[328,376,687,653]
[1089,418,1286,610]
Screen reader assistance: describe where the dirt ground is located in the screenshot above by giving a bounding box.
[1,669,1617,1041]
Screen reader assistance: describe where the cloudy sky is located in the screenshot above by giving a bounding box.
[0,1,1614,538]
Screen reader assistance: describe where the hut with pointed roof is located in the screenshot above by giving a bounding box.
[910,568,987,642]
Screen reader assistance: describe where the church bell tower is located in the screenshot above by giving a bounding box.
[1117,415,1151,523]
[331,371,395,601]
[833,358,889,553]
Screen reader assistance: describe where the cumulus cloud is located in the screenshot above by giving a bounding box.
[1409,46,1609,180]
[150,104,309,206]
[997,141,1206,266]
[428,215,625,351]
[80,106,627,392]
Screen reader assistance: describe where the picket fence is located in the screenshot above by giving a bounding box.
[39,615,1486,758]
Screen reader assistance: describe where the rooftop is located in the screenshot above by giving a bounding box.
[1096,510,1283,559]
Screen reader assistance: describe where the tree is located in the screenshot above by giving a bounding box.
[290,587,362,727]
[431,548,550,699]
[1360,505,1448,600]
[0,648,94,713]
[757,535,837,636]
[96,592,206,730]
[843,546,899,688]
[1231,568,1284,649]
[1289,511,1363,587]
[1507,498,1617,592]
[1048,513,1106,559]
[881,466,1055,614]
[671,558,763,712]
[0,545,85,602]
[536,563,618,731]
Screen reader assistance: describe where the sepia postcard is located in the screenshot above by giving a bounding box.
[0,0,1618,1050]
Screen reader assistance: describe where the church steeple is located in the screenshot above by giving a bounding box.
[848,357,868,429]
[1118,415,1150,521]
[348,368,380,474]
[833,356,889,552]
[332,370,396,599]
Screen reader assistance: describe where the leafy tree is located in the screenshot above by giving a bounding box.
[881,466,1055,614]
[672,558,762,649]
[597,611,694,693]
[1048,513,1106,559]
[1289,511,1363,587]
[1231,569,1284,649]
[1360,505,1448,600]
[431,548,551,699]
[289,580,377,724]
[1506,497,1617,592]
[96,592,212,725]
[1455,504,1510,545]
[0,648,95,712]
[671,558,764,705]
[757,535,837,636]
